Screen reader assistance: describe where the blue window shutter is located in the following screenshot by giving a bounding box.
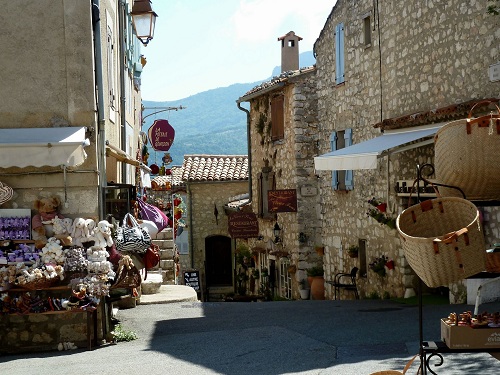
[335,23,345,84]
[344,128,354,190]
[330,132,338,190]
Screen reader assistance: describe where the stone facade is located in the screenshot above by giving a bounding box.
[239,67,323,300]
[313,0,500,300]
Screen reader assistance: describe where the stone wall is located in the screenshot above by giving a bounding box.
[314,0,500,299]
[243,70,322,299]
[188,180,248,293]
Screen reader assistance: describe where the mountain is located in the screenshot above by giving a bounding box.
[143,51,315,167]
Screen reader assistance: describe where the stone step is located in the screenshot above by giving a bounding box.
[156,228,173,240]
[153,239,174,249]
[160,259,174,269]
[141,272,163,294]
[160,248,174,260]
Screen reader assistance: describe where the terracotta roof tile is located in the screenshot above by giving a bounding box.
[150,166,185,190]
[181,155,248,182]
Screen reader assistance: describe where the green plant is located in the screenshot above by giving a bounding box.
[252,268,260,278]
[369,255,389,277]
[111,324,138,342]
[382,291,391,300]
[367,291,380,299]
[307,265,324,277]
[347,245,359,257]
[235,242,252,267]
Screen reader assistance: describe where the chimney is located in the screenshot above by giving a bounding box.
[278,31,302,73]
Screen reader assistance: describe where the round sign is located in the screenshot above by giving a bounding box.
[149,164,159,175]
[148,119,175,151]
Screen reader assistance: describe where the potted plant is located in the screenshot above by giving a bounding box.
[298,279,310,300]
[306,266,325,300]
[347,245,359,258]
[369,255,389,277]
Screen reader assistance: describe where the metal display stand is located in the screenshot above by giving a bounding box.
[411,164,500,374]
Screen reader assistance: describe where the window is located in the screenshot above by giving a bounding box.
[271,95,284,140]
[279,258,292,300]
[106,25,116,109]
[330,129,354,190]
[335,22,345,84]
[363,16,371,46]
[258,167,275,218]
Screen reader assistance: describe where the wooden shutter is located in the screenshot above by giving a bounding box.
[271,96,284,140]
[330,132,338,189]
[344,128,354,190]
[335,23,345,84]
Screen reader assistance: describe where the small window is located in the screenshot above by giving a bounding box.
[258,168,276,219]
[271,95,285,140]
[330,129,354,191]
[363,16,371,46]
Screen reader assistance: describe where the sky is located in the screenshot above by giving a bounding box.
[140,0,337,102]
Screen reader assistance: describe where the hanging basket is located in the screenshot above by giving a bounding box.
[396,196,486,288]
[434,101,500,201]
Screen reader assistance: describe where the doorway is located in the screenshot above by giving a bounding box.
[205,235,233,287]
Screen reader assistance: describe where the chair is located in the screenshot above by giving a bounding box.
[329,267,359,300]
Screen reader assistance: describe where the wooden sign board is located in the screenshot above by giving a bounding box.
[228,211,259,238]
[183,270,200,291]
[268,189,297,213]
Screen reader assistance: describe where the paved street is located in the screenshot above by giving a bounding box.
[1,299,499,374]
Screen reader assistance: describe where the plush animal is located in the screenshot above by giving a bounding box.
[32,196,65,249]
[71,218,87,247]
[92,220,114,248]
[52,216,72,247]
[84,218,96,240]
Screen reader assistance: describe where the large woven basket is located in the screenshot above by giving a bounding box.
[434,101,500,201]
[396,197,486,288]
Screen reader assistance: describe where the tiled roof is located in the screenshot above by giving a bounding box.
[151,166,185,190]
[181,155,248,182]
[239,66,315,100]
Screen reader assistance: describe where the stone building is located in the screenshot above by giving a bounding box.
[179,155,249,300]
[237,31,323,300]
[313,0,500,300]
[0,0,154,352]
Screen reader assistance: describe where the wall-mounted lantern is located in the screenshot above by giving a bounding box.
[131,0,158,45]
[273,222,282,244]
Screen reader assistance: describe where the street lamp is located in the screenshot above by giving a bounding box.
[273,222,282,244]
[131,0,158,45]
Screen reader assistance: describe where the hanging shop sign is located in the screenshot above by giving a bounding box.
[228,212,259,238]
[148,119,175,151]
[268,189,297,213]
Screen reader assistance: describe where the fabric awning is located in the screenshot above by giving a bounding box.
[105,146,140,167]
[0,127,89,168]
[314,124,444,171]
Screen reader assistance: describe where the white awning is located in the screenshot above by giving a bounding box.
[314,124,444,171]
[0,127,89,168]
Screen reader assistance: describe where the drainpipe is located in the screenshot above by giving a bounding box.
[92,0,106,220]
[118,0,128,182]
[187,184,194,268]
[236,102,252,208]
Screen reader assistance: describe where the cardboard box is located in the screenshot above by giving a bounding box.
[441,319,500,349]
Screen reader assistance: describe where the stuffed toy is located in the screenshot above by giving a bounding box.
[52,216,73,247]
[84,218,96,240]
[71,218,87,247]
[32,196,65,249]
[92,220,114,248]
[40,237,65,264]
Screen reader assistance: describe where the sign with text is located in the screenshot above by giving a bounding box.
[183,270,200,291]
[228,211,259,238]
[268,189,297,213]
[148,119,175,151]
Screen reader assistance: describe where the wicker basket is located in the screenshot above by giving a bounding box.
[396,197,486,288]
[434,101,500,201]
[486,251,500,273]
[18,277,61,291]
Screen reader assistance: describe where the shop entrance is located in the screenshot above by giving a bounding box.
[205,235,233,287]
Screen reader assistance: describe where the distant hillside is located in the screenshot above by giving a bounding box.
[144,51,315,167]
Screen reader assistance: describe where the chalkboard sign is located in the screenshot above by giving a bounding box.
[183,270,200,291]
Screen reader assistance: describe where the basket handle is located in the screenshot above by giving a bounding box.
[432,227,470,254]
[402,354,419,374]
[467,100,500,134]
[406,177,441,209]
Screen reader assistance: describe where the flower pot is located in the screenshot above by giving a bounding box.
[299,289,310,300]
[315,246,325,256]
[348,252,358,258]
[376,203,387,212]
[310,276,325,300]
